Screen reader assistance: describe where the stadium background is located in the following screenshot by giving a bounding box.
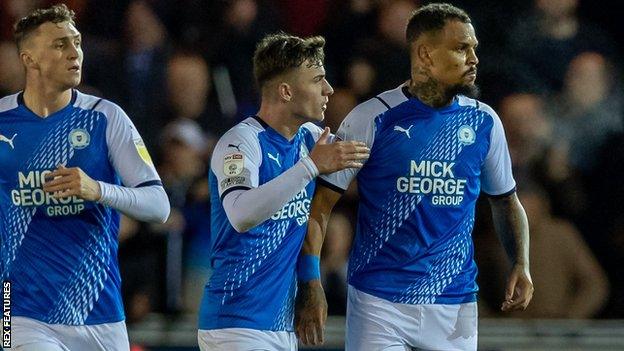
[1,0,623,349]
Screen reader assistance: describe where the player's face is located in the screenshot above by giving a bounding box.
[427,20,479,95]
[26,21,83,90]
[289,61,334,122]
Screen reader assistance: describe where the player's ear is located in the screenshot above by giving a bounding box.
[278,82,293,102]
[20,50,38,70]
[417,44,434,68]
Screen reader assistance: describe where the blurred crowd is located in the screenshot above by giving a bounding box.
[1,0,623,323]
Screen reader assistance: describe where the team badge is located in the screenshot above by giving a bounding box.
[224,153,244,176]
[457,125,476,145]
[133,138,154,166]
[68,129,90,149]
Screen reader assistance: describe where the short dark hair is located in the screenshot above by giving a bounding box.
[253,32,325,89]
[14,3,76,50]
[406,3,471,44]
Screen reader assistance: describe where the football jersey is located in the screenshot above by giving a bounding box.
[199,116,322,331]
[0,90,161,325]
[320,85,516,305]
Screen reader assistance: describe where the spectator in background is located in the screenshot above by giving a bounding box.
[119,215,167,323]
[497,93,552,184]
[160,0,219,48]
[346,58,377,102]
[549,52,623,174]
[0,1,88,40]
[497,92,588,221]
[322,0,377,85]
[0,41,24,95]
[321,211,353,316]
[165,52,230,136]
[508,0,617,93]
[181,176,213,314]
[353,0,416,93]
[278,0,328,37]
[156,119,212,313]
[543,52,621,226]
[515,187,609,318]
[158,118,209,207]
[476,186,609,319]
[115,0,169,149]
[208,0,280,118]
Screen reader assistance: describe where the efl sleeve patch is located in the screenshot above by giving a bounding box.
[223,153,244,176]
[133,138,154,166]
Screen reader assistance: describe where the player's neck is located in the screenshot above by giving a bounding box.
[22,84,72,118]
[408,79,453,108]
[256,104,301,140]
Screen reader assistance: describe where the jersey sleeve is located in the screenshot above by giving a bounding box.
[210,126,262,200]
[480,105,516,196]
[99,102,162,187]
[318,100,381,192]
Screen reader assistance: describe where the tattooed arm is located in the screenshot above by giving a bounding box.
[488,192,533,311]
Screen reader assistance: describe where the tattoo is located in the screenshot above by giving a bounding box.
[408,76,454,108]
[489,193,530,267]
[408,67,480,107]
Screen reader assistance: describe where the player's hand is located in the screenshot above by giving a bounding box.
[501,263,533,312]
[295,280,328,346]
[43,164,102,201]
[309,127,369,174]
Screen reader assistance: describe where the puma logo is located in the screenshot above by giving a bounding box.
[394,125,413,139]
[0,133,16,149]
[228,143,242,152]
[267,152,281,167]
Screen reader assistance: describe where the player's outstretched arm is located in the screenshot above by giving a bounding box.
[295,184,342,345]
[309,127,370,174]
[488,192,533,312]
[222,128,368,233]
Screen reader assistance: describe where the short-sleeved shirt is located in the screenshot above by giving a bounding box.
[199,116,322,331]
[320,85,516,304]
[0,90,161,325]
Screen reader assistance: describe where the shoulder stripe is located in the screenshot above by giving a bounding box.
[317,178,346,194]
[374,96,391,110]
[73,89,105,110]
[252,115,269,129]
[91,99,103,110]
[483,186,516,198]
[136,180,163,188]
[221,186,252,201]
